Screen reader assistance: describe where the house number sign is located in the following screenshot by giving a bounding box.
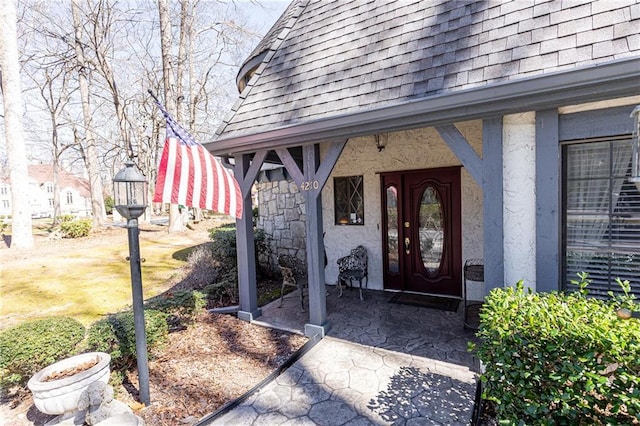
[300,180,320,191]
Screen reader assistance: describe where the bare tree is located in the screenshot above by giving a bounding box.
[71,0,107,227]
[11,0,269,234]
[177,0,205,222]
[158,0,185,232]
[32,67,77,224]
[0,0,34,248]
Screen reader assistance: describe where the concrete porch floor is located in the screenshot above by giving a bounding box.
[207,285,481,425]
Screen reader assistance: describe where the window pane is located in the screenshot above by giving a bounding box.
[334,176,364,225]
[564,138,640,298]
[566,144,610,179]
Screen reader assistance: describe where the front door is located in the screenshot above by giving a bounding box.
[381,167,462,297]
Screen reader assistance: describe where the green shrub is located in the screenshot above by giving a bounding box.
[58,214,75,223]
[59,218,92,238]
[252,206,259,226]
[0,317,85,390]
[209,226,271,279]
[472,279,640,424]
[146,289,207,326]
[86,309,168,370]
[203,276,239,305]
[104,196,114,215]
[209,226,238,274]
[183,244,217,286]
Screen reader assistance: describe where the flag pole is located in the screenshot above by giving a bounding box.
[147,89,161,104]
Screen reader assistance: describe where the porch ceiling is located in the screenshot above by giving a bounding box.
[204,58,640,156]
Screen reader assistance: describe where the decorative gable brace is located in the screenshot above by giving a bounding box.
[435,125,482,185]
[275,140,346,199]
[276,140,346,336]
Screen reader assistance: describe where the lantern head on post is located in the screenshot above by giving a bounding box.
[113,161,147,220]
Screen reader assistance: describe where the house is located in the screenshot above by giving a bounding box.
[205,0,640,337]
[0,164,92,219]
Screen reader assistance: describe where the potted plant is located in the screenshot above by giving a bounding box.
[27,352,111,424]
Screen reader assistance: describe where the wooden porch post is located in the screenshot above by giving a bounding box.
[234,152,268,322]
[301,144,328,337]
[276,141,346,337]
[535,109,560,292]
[482,117,505,294]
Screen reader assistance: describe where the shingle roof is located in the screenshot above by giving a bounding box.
[216,0,640,140]
[236,0,305,84]
[27,164,91,198]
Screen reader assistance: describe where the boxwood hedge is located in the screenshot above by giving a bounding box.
[472,278,640,424]
[86,309,168,370]
[0,317,85,390]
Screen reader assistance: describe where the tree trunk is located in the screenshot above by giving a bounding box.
[0,0,34,249]
[52,160,61,223]
[158,0,184,232]
[183,0,202,223]
[71,0,107,227]
[43,70,65,224]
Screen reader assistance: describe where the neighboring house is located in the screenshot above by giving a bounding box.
[205,0,640,337]
[0,164,92,219]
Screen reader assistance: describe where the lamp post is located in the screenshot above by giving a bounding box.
[113,161,150,406]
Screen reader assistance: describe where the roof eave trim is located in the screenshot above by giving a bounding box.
[206,57,640,156]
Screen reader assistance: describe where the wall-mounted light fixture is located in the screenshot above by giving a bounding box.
[375,133,388,152]
[631,106,640,192]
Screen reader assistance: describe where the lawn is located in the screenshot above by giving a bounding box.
[0,219,220,329]
[0,217,310,426]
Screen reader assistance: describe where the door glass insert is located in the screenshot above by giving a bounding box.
[386,186,399,273]
[419,186,444,275]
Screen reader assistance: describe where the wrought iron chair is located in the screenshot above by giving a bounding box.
[277,254,306,311]
[337,245,368,300]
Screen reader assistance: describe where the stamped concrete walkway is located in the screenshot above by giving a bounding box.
[207,286,480,425]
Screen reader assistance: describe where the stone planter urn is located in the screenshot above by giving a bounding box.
[27,352,111,424]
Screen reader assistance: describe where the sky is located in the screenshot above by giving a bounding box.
[243,0,290,39]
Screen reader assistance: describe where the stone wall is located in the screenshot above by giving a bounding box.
[256,178,307,269]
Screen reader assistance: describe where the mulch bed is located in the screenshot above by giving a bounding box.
[0,218,308,425]
[124,313,308,425]
[1,312,308,426]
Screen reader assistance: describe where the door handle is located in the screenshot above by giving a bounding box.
[404,237,410,254]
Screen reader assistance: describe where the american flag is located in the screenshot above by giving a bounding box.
[153,102,243,219]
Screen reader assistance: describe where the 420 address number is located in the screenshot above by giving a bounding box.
[299,180,320,191]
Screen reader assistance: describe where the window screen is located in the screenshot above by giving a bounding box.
[334,176,364,225]
[563,137,640,298]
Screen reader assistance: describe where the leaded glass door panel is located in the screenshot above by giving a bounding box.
[381,167,462,296]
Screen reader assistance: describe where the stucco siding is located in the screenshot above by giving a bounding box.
[503,112,537,289]
[321,122,484,293]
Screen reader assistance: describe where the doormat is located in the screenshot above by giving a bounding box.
[388,293,460,312]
